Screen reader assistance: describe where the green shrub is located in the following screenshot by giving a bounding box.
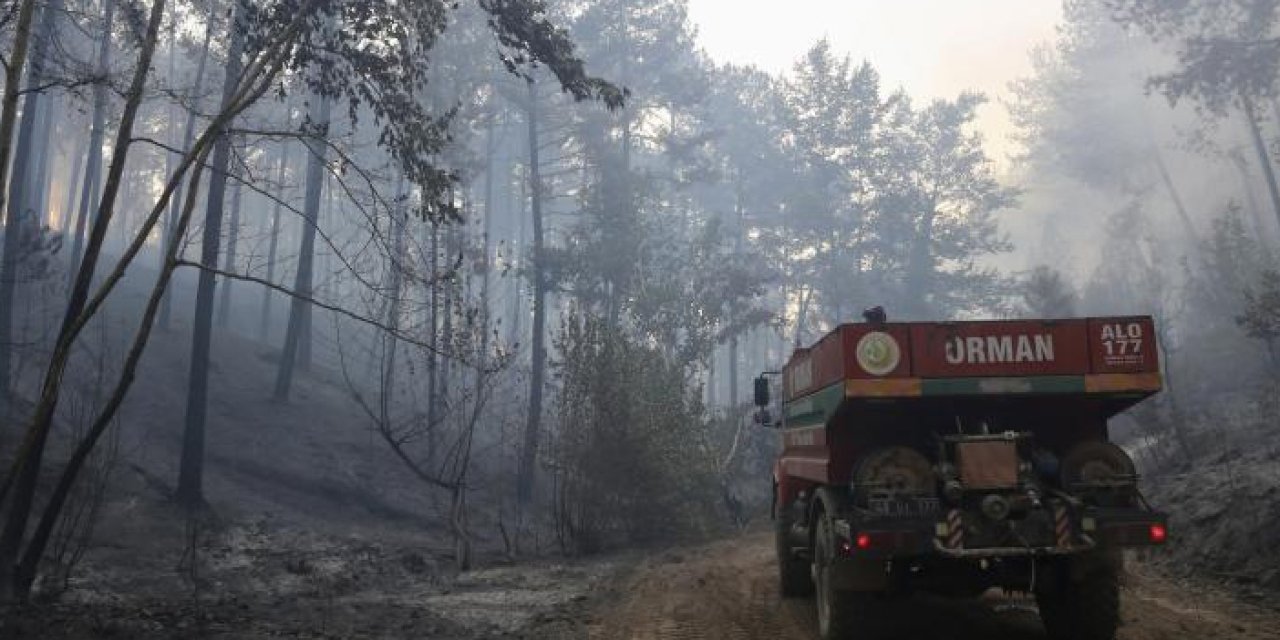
[550,311,722,553]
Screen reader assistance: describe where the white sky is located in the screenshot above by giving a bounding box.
[686,0,1063,166]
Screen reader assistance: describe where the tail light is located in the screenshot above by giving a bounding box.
[837,535,873,556]
[856,533,872,550]
[1149,523,1167,544]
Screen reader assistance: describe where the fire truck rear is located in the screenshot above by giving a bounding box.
[755,316,1167,640]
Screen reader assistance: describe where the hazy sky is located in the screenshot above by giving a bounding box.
[685,0,1063,166]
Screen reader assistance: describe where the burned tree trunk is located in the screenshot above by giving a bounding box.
[260,137,293,339]
[217,167,245,327]
[159,3,214,329]
[0,0,55,408]
[518,80,546,514]
[273,94,331,400]
[176,4,247,508]
[67,0,116,283]
[0,0,167,599]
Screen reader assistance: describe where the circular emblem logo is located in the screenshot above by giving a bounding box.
[856,332,901,376]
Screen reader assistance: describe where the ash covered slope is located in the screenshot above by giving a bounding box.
[49,316,463,601]
[1127,389,1280,597]
[0,255,495,549]
[116,323,443,536]
[1,296,611,639]
[1142,446,1280,595]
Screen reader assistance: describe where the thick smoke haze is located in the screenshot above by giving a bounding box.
[0,0,1276,635]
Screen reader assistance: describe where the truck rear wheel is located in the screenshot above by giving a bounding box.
[776,516,813,597]
[813,510,885,640]
[1036,561,1120,640]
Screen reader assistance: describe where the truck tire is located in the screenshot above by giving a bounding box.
[775,517,813,597]
[813,510,886,640]
[1036,562,1120,640]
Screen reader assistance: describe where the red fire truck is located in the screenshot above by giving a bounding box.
[755,316,1167,640]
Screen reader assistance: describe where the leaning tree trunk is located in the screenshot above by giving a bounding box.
[15,141,215,598]
[517,80,546,515]
[2,0,299,591]
[176,4,247,508]
[0,0,166,600]
[273,94,332,400]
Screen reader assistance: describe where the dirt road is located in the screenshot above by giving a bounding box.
[585,532,1280,640]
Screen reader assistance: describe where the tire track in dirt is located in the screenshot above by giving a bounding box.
[587,531,1280,640]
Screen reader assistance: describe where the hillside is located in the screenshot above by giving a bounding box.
[0,295,593,638]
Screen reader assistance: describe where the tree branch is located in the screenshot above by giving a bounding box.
[173,259,462,359]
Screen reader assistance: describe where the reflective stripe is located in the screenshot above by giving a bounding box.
[1084,372,1163,393]
[945,509,964,549]
[1054,505,1071,548]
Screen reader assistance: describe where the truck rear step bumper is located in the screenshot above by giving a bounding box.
[931,537,1094,558]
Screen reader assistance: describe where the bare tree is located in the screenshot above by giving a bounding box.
[176,0,249,508]
[159,0,214,330]
[0,0,172,598]
[260,126,293,339]
[66,0,116,284]
[0,0,49,411]
[517,79,546,523]
[273,94,331,400]
[217,163,246,327]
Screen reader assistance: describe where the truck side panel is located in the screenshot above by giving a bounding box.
[781,317,1160,403]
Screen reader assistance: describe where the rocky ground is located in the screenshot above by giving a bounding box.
[8,526,1278,639]
[0,513,627,639]
[583,531,1280,640]
[1140,442,1280,594]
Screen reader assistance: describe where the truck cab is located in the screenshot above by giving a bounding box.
[758,316,1167,640]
